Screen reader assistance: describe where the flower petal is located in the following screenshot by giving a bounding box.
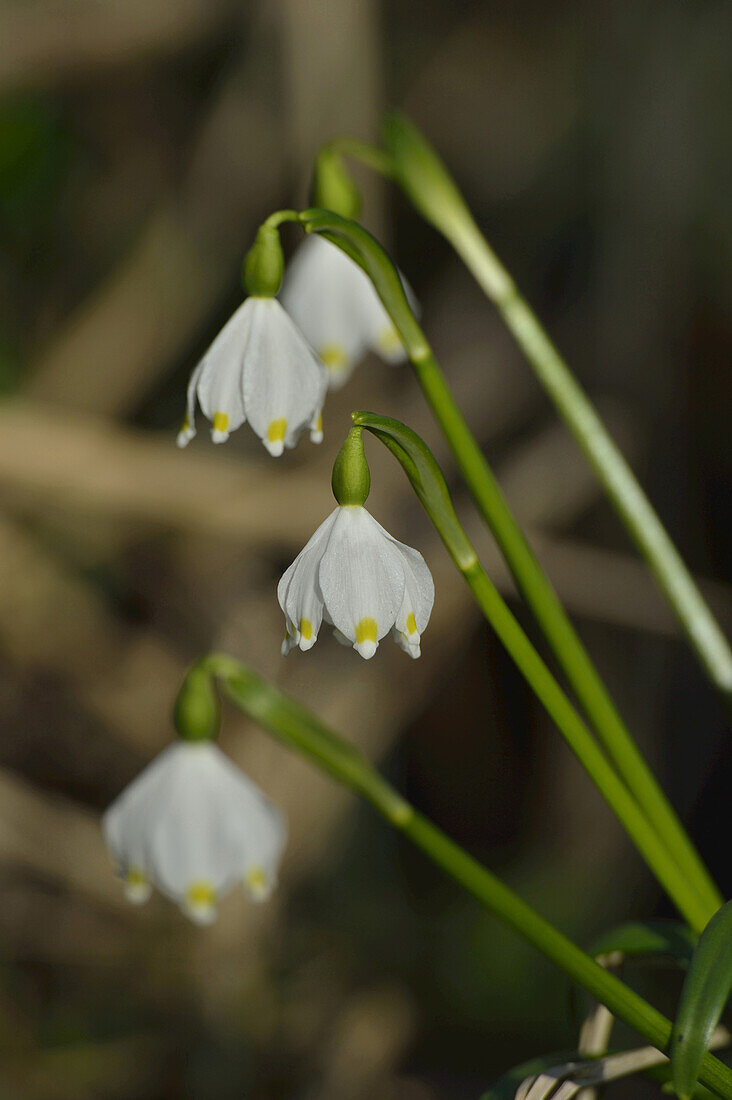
[387,537,434,641]
[280,235,367,387]
[318,506,406,658]
[177,361,204,447]
[241,298,326,455]
[195,300,256,442]
[277,509,337,650]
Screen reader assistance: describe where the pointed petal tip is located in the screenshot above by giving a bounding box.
[184,902,218,926]
[176,429,195,448]
[309,429,324,445]
[298,635,317,652]
[211,429,230,444]
[354,639,378,660]
[123,880,153,905]
[263,438,285,457]
[246,868,275,902]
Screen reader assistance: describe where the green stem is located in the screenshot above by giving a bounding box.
[407,347,723,921]
[461,559,711,934]
[351,413,710,935]
[194,655,732,1100]
[297,206,721,923]
[452,217,732,698]
[381,113,732,705]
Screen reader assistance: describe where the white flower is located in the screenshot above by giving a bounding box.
[177,296,327,455]
[278,504,434,659]
[102,741,286,925]
[280,234,412,390]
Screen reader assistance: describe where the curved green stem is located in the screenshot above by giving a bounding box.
[297,207,721,923]
[351,413,710,935]
[186,656,732,1099]
[398,342,722,920]
[381,111,732,706]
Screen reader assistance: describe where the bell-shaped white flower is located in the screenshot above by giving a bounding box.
[177,296,327,455]
[103,741,286,925]
[278,504,434,659]
[280,234,411,390]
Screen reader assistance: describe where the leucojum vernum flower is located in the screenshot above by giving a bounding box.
[103,740,286,924]
[278,426,434,659]
[103,213,433,921]
[280,232,410,389]
[177,224,327,455]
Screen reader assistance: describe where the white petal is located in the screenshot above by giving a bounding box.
[318,506,406,658]
[145,751,239,902]
[281,235,416,379]
[241,298,326,455]
[103,742,181,875]
[280,236,367,388]
[277,509,337,651]
[359,269,417,365]
[391,626,421,659]
[383,533,434,641]
[309,406,324,445]
[177,361,204,447]
[196,300,256,442]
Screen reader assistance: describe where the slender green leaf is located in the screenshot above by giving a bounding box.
[672,903,732,1098]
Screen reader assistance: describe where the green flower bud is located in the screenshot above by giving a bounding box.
[174,666,220,742]
[331,425,371,506]
[242,224,285,297]
[311,148,362,221]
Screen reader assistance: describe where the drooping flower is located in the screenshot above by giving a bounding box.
[280,234,411,390]
[102,741,286,924]
[278,504,434,659]
[177,296,327,455]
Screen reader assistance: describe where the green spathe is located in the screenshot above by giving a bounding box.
[174,666,220,742]
[331,425,371,506]
[242,224,284,297]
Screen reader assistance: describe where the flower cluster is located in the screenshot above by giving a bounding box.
[104,214,434,926]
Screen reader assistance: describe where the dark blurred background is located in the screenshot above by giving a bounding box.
[0,1,730,1097]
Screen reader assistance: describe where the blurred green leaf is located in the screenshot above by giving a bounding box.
[589,921,698,966]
